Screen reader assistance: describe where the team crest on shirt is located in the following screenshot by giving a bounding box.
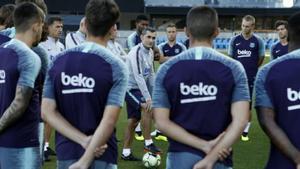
[175,48,180,54]
[250,43,255,48]
[0,70,5,84]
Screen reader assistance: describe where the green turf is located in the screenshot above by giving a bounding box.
[42,57,272,169]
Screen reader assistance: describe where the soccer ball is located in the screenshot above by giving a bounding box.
[142,152,161,168]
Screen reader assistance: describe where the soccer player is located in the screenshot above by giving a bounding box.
[0,4,15,31]
[0,4,15,44]
[127,15,149,50]
[270,20,288,60]
[153,6,250,169]
[41,0,127,168]
[158,23,187,64]
[40,15,65,160]
[122,27,161,161]
[0,2,45,168]
[65,17,86,49]
[40,16,65,61]
[255,12,300,169]
[228,15,265,141]
[107,24,127,61]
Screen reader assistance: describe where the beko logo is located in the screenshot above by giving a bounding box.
[180,82,218,104]
[0,70,5,84]
[237,49,251,58]
[287,88,300,111]
[61,72,95,94]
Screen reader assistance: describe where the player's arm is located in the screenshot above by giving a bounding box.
[193,101,249,169]
[227,37,235,57]
[258,37,266,66]
[0,52,41,133]
[154,108,223,154]
[127,34,135,50]
[129,50,151,101]
[254,65,300,166]
[0,86,33,133]
[257,106,300,166]
[156,44,168,64]
[69,60,129,169]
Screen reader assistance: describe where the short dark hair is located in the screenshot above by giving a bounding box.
[288,12,300,43]
[15,0,47,14]
[13,2,45,33]
[136,15,148,23]
[186,6,218,41]
[0,4,15,28]
[141,27,156,35]
[85,0,120,37]
[274,20,288,30]
[47,16,63,26]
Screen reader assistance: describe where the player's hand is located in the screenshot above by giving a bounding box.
[217,147,232,161]
[297,164,300,169]
[204,132,225,154]
[141,100,152,113]
[94,144,108,157]
[193,159,214,169]
[81,135,92,149]
[152,46,161,61]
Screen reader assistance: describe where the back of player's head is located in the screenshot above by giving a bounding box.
[141,27,156,35]
[136,15,148,23]
[186,6,218,41]
[47,16,63,26]
[242,15,255,24]
[85,0,120,37]
[13,2,45,33]
[15,0,47,14]
[274,20,288,30]
[0,4,15,28]
[288,12,300,43]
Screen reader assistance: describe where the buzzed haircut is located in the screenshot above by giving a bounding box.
[13,2,45,33]
[85,0,120,37]
[274,20,288,30]
[242,15,255,24]
[186,6,218,41]
[0,4,15,28]
[288,12,300,43]
[141,27,156,35]
[15,0,47,14]
[47,16,63,26]
[166,23,176,29]
[136,15,148,23]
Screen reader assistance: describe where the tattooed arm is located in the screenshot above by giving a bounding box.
[0,86,33,133]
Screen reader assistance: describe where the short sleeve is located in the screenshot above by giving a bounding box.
[18,52,41,88]
[106,60,129,107]
[258,37,266,59]
[231,61,251,102]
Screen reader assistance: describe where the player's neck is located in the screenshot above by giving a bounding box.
[280,38,288,46]
[15,33,34,48]
[190,39,212,48]
[242,32,253,40]
[86,35,108,47]
[168,40,176,47]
